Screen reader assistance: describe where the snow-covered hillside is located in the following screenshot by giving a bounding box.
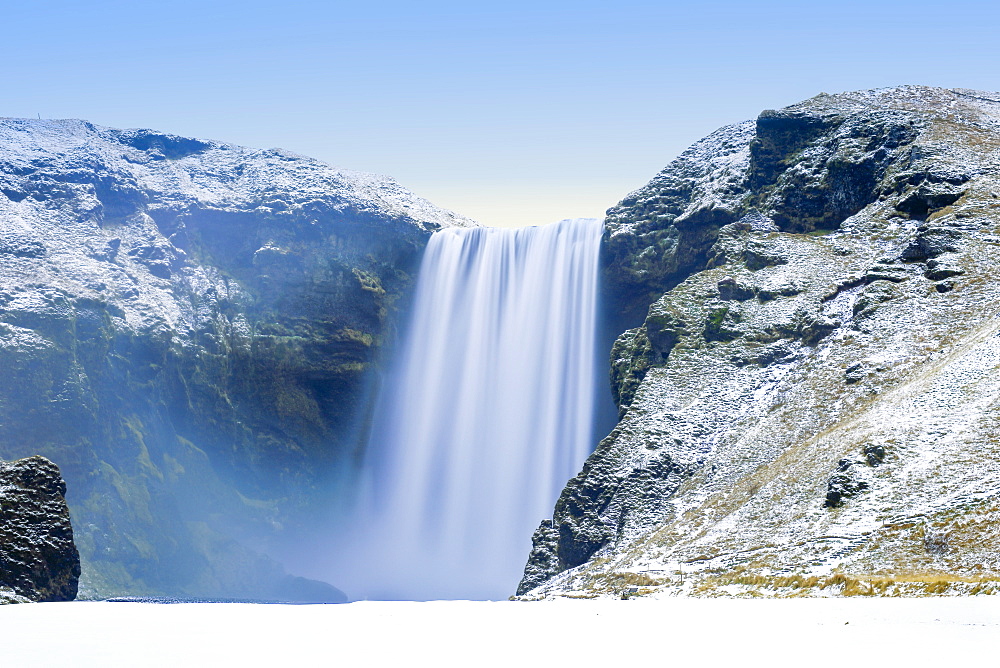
[520,86,1000,599]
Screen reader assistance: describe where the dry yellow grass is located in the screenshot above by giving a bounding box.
[693,569,1000,597]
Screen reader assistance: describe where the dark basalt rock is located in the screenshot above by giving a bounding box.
[935,280,957,293]
[900,226,964,260]
[925,264,964,281]
[819,444,892,513]
[644,302,688,358]
[0,455,80,602]
[749,106,919,234]
[756,282,804,301]
[895,180,966,218]
[517,520,560,596]
[824,476,868,508]
[853,282,902,320]
[863,444,886,467]
[517,433,698,594]
[602,92,921,327]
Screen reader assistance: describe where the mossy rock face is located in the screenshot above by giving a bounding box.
[520,86,1000,599]
[609,328,653,414]
[0,118,472,599]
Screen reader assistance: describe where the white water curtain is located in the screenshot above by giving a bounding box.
[352,218,603,600]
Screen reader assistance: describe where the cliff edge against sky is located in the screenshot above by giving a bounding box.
[519,86,1000,598]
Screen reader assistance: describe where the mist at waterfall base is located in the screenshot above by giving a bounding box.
[328,217,605,600]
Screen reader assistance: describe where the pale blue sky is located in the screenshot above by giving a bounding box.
[4,1,999,226]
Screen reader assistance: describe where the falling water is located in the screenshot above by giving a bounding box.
[348,217,603,600]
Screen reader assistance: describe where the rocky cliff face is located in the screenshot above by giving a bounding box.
[0,119,472,598]
[519,86,1000,598]
[0,455,80,603]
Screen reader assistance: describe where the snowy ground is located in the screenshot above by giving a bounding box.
[1,598,997,666]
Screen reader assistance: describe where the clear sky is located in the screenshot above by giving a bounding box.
[4,0,1000,227]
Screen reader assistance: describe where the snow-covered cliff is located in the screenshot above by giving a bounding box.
[520,86,1000,598]
[0,118,471,599]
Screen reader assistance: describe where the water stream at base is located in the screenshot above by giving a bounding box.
[347,218,604,600]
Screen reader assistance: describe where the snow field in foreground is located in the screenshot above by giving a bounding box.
[0,598,997,667]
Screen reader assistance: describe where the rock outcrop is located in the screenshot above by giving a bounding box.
[0,455,80,603]
[519,86,1000,598]
[0,118,472,598]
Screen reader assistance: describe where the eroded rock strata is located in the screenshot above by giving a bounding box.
[520,86,1000,598]
[0,119,471,598]
[0,455,80,603]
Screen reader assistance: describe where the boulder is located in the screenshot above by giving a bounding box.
[0,455,80,602]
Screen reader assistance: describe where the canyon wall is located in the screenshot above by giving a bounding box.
[0,119,471,598]
[520,86,1000,598]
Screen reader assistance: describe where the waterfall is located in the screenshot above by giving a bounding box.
[350,217,604,600]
